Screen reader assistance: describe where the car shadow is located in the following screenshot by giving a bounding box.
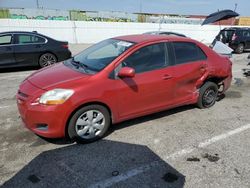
[2,140,185,188]
[0,66,39,73]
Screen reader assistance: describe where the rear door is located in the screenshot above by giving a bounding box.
[0,34,15,67]
[170,42,207,103]
[13,33,47,66]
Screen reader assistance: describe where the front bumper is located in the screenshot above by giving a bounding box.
[16,81,70,138]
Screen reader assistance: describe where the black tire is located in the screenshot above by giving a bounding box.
[197,82,218,109]
[39,53,57,67]
[235,43,244,54]
[67,105,111,143]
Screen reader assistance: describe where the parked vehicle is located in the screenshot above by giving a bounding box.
[17,34,232,143]
[0,31,71,68]
[213,27,250,53]
[144,31,186,37]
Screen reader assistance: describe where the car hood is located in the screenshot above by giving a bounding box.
[27,63,89,90]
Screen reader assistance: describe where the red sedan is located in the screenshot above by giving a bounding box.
[16,34,232,143]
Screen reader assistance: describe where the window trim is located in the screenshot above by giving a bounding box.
[171,41,207,66]
[0,33,48,46]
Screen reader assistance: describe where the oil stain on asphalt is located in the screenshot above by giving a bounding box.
[186,153,220,163]
[202,153,220,162]
[186,157,200,162]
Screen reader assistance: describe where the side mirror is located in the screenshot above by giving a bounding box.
[118,67,135,78]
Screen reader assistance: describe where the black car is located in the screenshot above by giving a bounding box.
[0,31,72,68]
[143,31,186,37]
[214,27,250,54]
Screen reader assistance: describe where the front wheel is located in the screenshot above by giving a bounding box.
[67,105,111,143]
[197,82,218,109]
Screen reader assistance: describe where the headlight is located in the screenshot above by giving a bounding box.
[39,89,74,105]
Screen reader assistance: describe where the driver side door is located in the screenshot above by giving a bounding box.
[114,42,175,119]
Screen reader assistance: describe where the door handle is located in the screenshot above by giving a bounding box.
[162,74,172,80]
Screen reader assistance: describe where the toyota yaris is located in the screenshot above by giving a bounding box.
[16,34,232,143]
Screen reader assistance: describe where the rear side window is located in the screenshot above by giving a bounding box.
[0,35,12,45]
[242,30,250,37]
[15,34,46,44]
[173,42,207,65]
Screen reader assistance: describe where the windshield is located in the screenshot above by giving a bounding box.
[64,39,135,74]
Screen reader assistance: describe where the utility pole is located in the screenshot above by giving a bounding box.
[36,0,40,9]
[234,3,238,11]
[139,0,142,13]
[231,3,238,26]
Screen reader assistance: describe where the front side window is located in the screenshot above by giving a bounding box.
[65,39,135,74]
[16,34,45,44]
[0,35,12,45]
[122,43,167,73]
[173,42,207,65]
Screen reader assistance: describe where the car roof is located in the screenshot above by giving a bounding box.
[144,31,186,37]
[114,34,191,43]
[0,31,43,35]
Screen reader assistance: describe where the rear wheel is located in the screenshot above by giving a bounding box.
[235,43,244,54]
[67,105,111,143]
[39,53,57,67]
[197,82,218,109]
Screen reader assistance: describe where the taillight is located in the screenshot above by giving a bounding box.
[232,33,237,41]
[62,44,68,49]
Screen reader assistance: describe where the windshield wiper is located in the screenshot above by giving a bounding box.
[71,58,89,72]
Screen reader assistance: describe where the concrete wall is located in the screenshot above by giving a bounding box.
[0,19,227,44]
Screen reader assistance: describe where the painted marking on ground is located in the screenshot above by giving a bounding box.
[0,104,16,109]
[88,161,160,188]
[0,105,11,109]
[88,123,250,188]
[232,70,242,73]
[0,74,31,79]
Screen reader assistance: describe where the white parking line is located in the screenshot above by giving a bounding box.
[88,161,160,188]
[88,123,250,188]
[0,105,11,109]
[0,74,30,79]
[232,70,243,73]
[0,105,16,109]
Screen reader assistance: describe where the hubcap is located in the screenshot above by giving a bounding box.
[203,89,216,106]
[75,110,105,139]
[40,54,56,67]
